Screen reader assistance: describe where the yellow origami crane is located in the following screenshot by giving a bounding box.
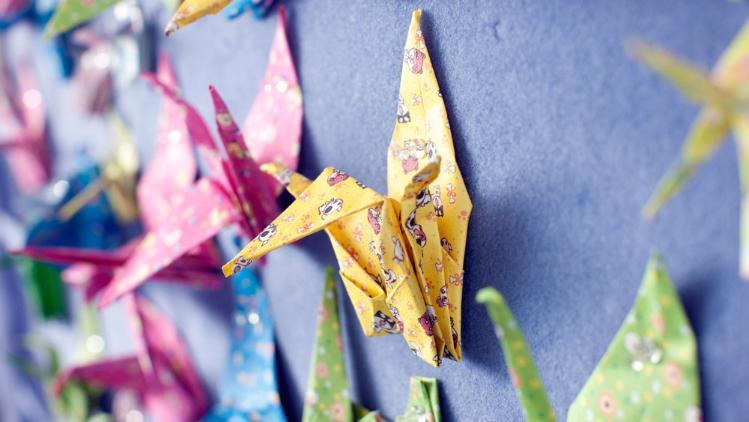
[223,9,472,367]
[632,20,749,278]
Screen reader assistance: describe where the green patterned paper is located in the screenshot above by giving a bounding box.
[475,289,555,422]
[395,377,441,422]
[19,258,67,320]
[304,268,442,422]
[568,254,700,421]
[632,20,749,279]
[303,267,380,422]
[477,253,701,422]
[44,0,124,38]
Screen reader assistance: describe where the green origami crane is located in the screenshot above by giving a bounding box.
[633,19,749,279]
[303,267,441,422]
[44,0,125,37]
[477,253,701,422]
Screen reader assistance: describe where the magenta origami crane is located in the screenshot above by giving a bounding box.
[0,54,50,194]
[96,10,302,307]
[53,294,208,422]
[14,54,224,302]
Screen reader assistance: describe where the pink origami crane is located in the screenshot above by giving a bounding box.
[13,54,223,301]
[96,11,302,308]
[53,294,208,422]
[0,55,50,194]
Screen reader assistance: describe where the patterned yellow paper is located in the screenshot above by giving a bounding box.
[164,0,232,36]
[633,20,749,278]
[223,10,472,367]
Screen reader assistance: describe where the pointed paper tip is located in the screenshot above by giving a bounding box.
[475,287,503,305]
[164,21,178,37]
[625,39,647,59]
[208,85,231,115]
[42,22,58,40]
[221,262,234,278]
[648,249,664,266]
[97,290,116,310]
[278,4,286,22]
[156,53,177,88]
[641,202,658,221]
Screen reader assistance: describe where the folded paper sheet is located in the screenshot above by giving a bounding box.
[54,294,209,422]
[224,9,472,368]
[303,267,379,422]
[10,302,109,420]
[17,159,130,318]
[55,114,140,224]
[15,55,223,303]
[101,14,301,306]
[204,268,286,422]
[303,267,441,422]
[165,0,276,36]
[474,290,554,421]
[0,55,50,194]
[44,0,123,37]
[477,253,700,421]
[633,20,749,279]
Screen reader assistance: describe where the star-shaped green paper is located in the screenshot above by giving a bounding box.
[44,0,123,38]
[633,20,749,279]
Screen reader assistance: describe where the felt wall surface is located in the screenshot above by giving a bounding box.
[2,1,749,421]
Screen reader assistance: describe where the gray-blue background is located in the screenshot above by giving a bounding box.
[2,1,749,421]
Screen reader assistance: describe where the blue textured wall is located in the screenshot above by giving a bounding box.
[2,1,749,421]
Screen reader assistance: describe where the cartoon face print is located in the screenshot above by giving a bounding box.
[405,211,427,247]
[418,306,437,337]
[383,268,397,289]
[446,183,457,204]
[397,95,411,123]
[441,237,453,254]
[432,186,444,217]
[449,272,463,286]
[257,223,277,245]
[372,310,400,334]
[404,48,426,74]
[393,139,426,174]
[389,305,404,332]
[326,168,349,186]
[391,236,405,264]
[415,188,431,208]
[318,198,343,220]
[437,286,448,307]
[232,256,254,274]
[367,206,382,234]
[369,240,384,267]
[425,140,437,163]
